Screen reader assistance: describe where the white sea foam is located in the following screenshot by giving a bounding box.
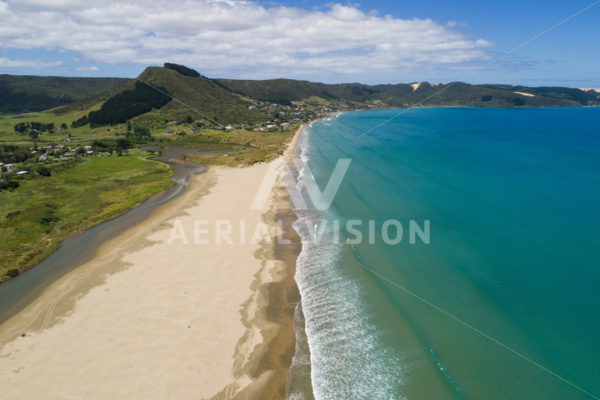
[290,122,406,399]
[293,215,405,399]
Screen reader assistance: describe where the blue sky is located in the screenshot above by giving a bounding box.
[0,0,598,87]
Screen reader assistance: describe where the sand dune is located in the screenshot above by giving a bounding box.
[410,82,421,92]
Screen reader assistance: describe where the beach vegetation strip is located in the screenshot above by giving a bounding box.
[181,127,297,166]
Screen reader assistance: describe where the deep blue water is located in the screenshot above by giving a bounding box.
[292,107,600,400]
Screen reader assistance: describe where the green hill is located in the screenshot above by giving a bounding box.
[216,79,600,108]
[4,65,599,130]
[134,66,268,124]
[0,74,130,113]
[55,65,271,128]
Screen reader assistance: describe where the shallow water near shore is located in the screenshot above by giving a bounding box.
[293,108,600,399]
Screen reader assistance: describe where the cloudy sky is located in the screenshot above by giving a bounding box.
[0,0,598,86]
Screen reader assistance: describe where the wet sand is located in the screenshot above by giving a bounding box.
[0,129,303,399]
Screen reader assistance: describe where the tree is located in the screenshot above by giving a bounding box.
[29,130,40,140]
[133,126,151,137]
[0,179,19,191]
[36,165,51,176]
[71,115,89,128]
[60,122,68,130]
[127,121,132,132]
[88,82,171,126]
[116,138,132,150]
[91,140,109,152]
[184,115,193,124]
[14,122,28,133]
[163,63,201,77]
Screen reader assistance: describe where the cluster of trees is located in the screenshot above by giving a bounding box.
[36,165,51,176]
[164,63,202,77]
[14,121,71,139]
[14,121,55,133]
[126,126,151,139]
[14,121,57,140]
[0,144,33,163]
[0,179,19,191]
[87,82,171,127]
[86,138,133,156]
[71,115,89,128]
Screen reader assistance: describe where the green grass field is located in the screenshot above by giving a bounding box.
[180,127,297,166]
[0,105,131,143]
[0,152,173,282]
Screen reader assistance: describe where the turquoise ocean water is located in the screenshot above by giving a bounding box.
[290,107,600,400]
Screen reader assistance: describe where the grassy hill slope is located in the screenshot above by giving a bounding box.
[0,75,131,114]
[53,66,271,128]
[134,66,268,124]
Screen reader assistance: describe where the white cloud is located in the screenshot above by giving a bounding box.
[447,20,468,28]
[73,65,99,71]
[0,57,62,68]
[0,0,494,78]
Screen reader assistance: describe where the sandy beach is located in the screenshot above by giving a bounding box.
[0,129,303,399]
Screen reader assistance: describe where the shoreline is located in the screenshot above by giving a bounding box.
[0,126,306,399]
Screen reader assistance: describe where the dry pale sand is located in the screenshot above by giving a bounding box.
[514,91,535,97]
[0,130,303,400]
[580,88,600,93]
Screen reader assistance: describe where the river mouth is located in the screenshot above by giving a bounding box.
[0,146,207,324]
